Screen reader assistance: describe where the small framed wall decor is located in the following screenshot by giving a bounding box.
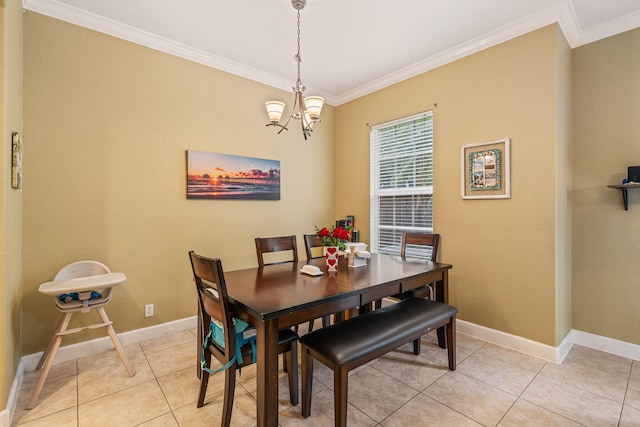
[461,138,510,199]
[11,131,22,189]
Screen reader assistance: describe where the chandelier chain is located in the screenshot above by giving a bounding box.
[264,0,323,140]
[296,8,302,87]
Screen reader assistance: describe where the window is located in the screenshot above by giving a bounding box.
[370,111,433,258]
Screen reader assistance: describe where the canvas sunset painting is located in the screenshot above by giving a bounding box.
[187,150,280,200]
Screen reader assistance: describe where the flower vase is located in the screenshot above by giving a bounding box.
[324,246,339,272]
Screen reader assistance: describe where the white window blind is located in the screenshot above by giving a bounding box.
[370,111,433,257]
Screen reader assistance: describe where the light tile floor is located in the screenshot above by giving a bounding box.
[11,323,640,427]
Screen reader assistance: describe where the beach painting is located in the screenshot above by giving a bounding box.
[187,150,280,200]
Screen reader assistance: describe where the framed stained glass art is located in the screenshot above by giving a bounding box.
[461,138,510,199]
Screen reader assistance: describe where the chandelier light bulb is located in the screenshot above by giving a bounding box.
[304,96,324,121]
[265,101,285,123]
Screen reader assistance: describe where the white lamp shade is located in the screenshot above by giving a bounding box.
[304,96,324,120]
[265,101,285,123]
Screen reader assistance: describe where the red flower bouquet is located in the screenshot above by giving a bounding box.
[316,226,349,250]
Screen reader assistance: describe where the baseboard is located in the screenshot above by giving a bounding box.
[0,408,8,427]
[2,359,24,427]
[21,315,197,372]
[571,329,640,361]
[456,319,563,362]
[457,320,640,363]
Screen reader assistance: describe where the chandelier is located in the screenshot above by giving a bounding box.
[265,0,324,140]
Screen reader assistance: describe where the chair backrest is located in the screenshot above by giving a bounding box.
[303,234,324,260]
[255,235,298,267]
[189,251,236,367]
[54,260,111,281]
[400,232,440,262]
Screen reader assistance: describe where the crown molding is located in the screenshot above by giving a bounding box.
[557,0,582,47]
[22,0,335,103]
[335,3,567,104]
[22,0,638,106]
[575,8,640,47]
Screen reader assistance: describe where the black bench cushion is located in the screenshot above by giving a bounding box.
[299,298,457,367]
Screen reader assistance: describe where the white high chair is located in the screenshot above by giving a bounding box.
[27,260,136,409]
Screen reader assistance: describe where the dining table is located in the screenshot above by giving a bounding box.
[223,253,452,427]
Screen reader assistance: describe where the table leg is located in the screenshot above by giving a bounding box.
[435,269,449,349]
[256,318,279,427]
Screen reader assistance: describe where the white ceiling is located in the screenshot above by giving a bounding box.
[22,0,640,105]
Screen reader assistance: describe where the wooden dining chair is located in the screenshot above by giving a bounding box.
[189,251,299,426]
[303,233,331,331]
[400,232,441,353]
[255,235,298,267]
[373,232,441,354]
[303,233,324,260]
[255,235,318,333]
[400,232,440,300]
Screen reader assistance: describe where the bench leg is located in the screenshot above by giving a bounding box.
[301,347,313,418]
[412,337,421,355]
[437,327,446,349]
[446,315,457,370]
[334,366,348,427]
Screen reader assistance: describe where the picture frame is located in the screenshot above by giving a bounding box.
[11,132,22,189]
[186,150,280,200]
[461,138,510,199]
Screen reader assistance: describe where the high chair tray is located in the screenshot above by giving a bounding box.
[38,272,126,295]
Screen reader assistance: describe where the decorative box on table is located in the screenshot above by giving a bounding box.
[343,242,370,268]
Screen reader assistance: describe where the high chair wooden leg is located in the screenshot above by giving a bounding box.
[35,313,69,371]
[96,307,135,376]
[27,312,73,409]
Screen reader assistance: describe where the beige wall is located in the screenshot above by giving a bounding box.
[21,12,336,354]
[1,0,24,406]
[336,25,567,346]
[572,28,640,344]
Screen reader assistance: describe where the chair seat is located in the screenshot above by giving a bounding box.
[390,284,433,301]
[278,328,299,346]
[404,285,432,299]
[54,294,112,311]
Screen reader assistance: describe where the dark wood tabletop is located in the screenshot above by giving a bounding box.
[222,253,452,427]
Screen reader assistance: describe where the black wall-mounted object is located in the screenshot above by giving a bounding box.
[628,166,640,182]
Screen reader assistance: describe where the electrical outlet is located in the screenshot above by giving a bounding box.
[145,304,154,317]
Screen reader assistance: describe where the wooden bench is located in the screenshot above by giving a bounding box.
[299,297,457,427]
